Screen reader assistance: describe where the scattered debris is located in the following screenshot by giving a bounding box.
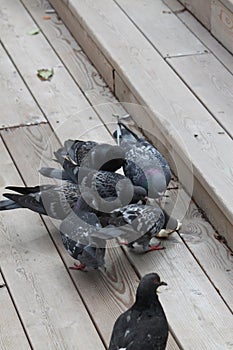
[214,233,227,245]
[43,15,51,20]
[37,68,54,81]
[28,28,40,35]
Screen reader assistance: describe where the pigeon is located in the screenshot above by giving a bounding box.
[0,183,81,220]
[60,193,123,271]
[108,273,168,350]
[54,139,126,172]
[39,165,147,210]
[113,122,171,198]
[101,203,180,252]
[60,207,106,271]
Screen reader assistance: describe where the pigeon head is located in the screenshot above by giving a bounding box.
[136,273,167,306]
[82,144,126,171]
[131,186,147,204]
[144,169,167,198]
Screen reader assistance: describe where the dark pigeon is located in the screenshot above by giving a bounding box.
[60,208,106,271]
[101,203,180,252]
[54,139,126,172]
[39,164,147,210]
[60,194,123,271]
[0,183,81,220]
[113,122,171,198]
[108,273,168,350]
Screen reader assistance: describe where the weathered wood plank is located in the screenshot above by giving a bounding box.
[123,236,233,349]
[178,0,211,29]
[211,0,233,55]
[162,0,185,13]
[20,0,128,135]
[115,0,207,58]
[178,10,233,75]
[0,0,112,143]
[0,43,45,129]
[0,273,31,350]
[114,70,233,248]
[167,53,233,138]
[161,185,233,311]
[1,124,180,349]
[56,0,233,247]
[0,137,105,350]
[46,0,114,90]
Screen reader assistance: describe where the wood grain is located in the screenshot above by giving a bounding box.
[115,0,207,57]
[50,0,233,237]
[0,137,105,349]
[167,53,233,138]
[178,0,211,29]
[46,0,114,90]
[162,0,185,13]
[178,10,233,74]
[20,0,129,135]
[0,273,31,350]
[0,0,112,143]
[1,123,180,349]
[161,185,233,312]
[123,235,233,349]
[0,43,45,128]
[211,0,233,55]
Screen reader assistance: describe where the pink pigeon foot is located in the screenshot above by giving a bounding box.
[146,243,165,253]
[119,241,129,246]
[69,262,86,271]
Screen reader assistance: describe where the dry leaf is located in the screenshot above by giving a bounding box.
[28,28,40,35]
[37,68,54,81]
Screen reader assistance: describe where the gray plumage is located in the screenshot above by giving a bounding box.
[54,139,126,172]
[39,165,147,210]
[59,194,123,270]
[0,183,80,220]
[101,204,179,252]
[113,122,171,198]
[60,209,106,271]
[108,273,168,350]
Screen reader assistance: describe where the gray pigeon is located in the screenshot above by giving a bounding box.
[60,194,123,271]
[0,183,81,220]
[101,203,180,252]
[113,122,171,198]
[54,139,126,172]
[108,273,168,350]
[39,165,147,209]
[60,209,106,271]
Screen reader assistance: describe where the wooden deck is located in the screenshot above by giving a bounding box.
[0,0,233,349]
[50,0,233,251]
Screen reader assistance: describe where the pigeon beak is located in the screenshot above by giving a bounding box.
[159,281,167,287]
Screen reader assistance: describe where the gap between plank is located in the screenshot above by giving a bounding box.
[0,268,34,350]
[0,132,107,348]
[173,10,233,76]
[18,0,115,141]
[0,40,49,126]
[165,56,233,140]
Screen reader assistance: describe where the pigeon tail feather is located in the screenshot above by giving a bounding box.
[0,199,21,210]
[39,167,71,181]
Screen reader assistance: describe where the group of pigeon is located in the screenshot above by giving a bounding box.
[0,120,181,349]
